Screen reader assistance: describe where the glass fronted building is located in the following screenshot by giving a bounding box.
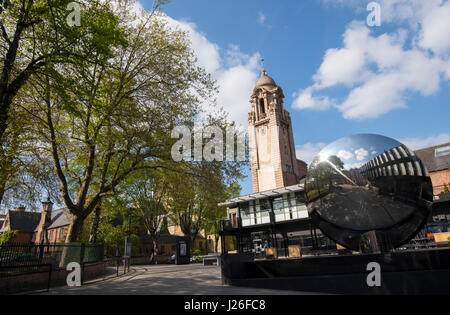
[220,184,336,259]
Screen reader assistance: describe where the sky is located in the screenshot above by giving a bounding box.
[137,0,450,195]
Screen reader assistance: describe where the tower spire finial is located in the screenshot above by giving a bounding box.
[261,58,267,76]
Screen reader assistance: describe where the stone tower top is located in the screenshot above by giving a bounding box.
[248,67,300,193]
[255,68,277,90]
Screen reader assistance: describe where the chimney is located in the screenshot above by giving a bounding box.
[36,196,53,244]
[17,206,26,212]
[42,197,53,214]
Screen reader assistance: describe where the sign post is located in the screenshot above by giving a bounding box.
[124,237,132,272]
[175,237,190,265]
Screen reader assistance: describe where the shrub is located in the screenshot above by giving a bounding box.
[0,230,17,246]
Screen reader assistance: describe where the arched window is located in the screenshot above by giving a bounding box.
[259,98,265,115]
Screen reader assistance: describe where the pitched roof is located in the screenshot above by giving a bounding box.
[47,208,71,229]
[6,211,41,233]
[415,142,450,173]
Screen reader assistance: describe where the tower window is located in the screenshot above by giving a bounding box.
[259,99,265,115]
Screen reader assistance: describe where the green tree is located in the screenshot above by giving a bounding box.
[0,0,143,208]
[0,0,128,146]
[113,168,170,262]
[19,2,214,243]
[167,114,248,252]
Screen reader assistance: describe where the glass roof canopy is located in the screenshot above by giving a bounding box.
[219,184,305,208]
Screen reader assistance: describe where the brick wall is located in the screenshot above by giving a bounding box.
[430,169,450,195]
[11,232,33,243]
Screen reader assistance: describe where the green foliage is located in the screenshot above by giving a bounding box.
[0,0,10,13]
[11,2,217,242]
[0,230,17,245]
[443,184,449,193]
[1,0,245,249]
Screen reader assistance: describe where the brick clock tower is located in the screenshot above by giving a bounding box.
[248,66,304,193]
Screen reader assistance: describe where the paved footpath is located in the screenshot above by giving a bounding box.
[40,264,317,295]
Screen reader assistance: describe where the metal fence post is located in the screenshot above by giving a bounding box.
[80,243,85,264]
[47,264,52,292]
[38,244,44,264]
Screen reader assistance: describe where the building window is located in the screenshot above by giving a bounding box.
[435,145,450,157]
[255,199,271,225]
[59,228,65,240]
[259,99,265,115]
[273,193,308,223]
[241,200,270,227]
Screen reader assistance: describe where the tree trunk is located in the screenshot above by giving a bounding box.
[60,214,85,268]
[0,183,5,209]
[0,97,11,144]
[215,235,220,253]
[88,205,101,243]
[65,214,84,243]
[151,238,159,264]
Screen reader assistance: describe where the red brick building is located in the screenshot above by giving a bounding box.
[415,142,450,198]
[0,207,41,243]
[415,142,450,225]
[0,200,71,244]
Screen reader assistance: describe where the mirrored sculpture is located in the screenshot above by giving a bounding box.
[305,134,433,252]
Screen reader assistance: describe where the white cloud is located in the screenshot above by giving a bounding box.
[164,17,221,75]
[258,11,266,24]
[401,134,450,150]
[216,56,260,128]
[346,162,365,170]
[163,16,260,128]
[355,148,369,161]
[337,149,354,160]
[418,0,450,56]
[292,87,335,111]
[295,1,450,120]
[296,142,328,165]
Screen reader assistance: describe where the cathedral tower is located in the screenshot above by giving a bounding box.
[248,66,300,193]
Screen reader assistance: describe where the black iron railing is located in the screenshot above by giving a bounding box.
[0,243,104,277]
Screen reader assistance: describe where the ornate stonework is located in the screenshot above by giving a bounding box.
[248,68,300,193]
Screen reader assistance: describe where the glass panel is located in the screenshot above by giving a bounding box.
[256,199,271,225]
[273,197,286,222]
[241,202,255,227]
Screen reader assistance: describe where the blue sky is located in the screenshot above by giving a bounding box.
[138,0,450,195]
